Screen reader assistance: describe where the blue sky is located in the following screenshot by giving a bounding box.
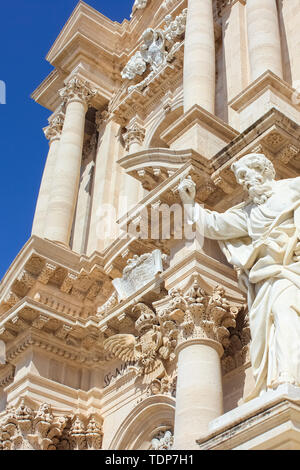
[0,1,133,279]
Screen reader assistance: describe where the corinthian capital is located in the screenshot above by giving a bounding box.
[163,276,239,349]
[43,112,65,142]
[59,77,97,107]
[123,122,145,151]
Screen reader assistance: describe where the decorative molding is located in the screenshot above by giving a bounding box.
[277,144,299,164]
[97,291,119,318]
[0,363,15,388]
[6,332,104,367]
[38,263,57,285]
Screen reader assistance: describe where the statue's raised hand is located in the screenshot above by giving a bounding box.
[178,176,196,205]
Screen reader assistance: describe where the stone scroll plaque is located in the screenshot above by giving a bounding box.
[112,250,164,301]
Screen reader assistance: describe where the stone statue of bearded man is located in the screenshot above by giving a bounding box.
[178,153,300,401]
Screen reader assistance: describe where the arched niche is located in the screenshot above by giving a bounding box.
[145,99,183,149]
[108,394,175,450]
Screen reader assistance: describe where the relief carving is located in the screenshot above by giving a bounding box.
[122,9,187,93]
[103,303,178,387]
[0,400,103,451]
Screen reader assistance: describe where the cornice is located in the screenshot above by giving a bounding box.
[46,1,124,66]
[117,147,204,185]
[31,69,67,113]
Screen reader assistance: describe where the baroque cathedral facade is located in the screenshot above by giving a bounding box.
[1,0,300,450]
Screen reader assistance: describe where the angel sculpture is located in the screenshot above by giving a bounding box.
[103,303,178,385]
[140,28,167,71]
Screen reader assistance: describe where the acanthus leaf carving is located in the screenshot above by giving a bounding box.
[0,400,103,451]
[0,401,67,451]
[59,77,97,107]
[161,276,239,349]
[123,122,146,151]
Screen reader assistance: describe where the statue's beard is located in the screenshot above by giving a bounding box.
[244,178,273,205]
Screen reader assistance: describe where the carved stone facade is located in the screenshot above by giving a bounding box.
[1,0,300,452]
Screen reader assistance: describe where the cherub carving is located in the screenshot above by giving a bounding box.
[140,28,167,71]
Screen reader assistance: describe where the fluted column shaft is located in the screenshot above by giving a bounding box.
[87,115,121,254]
[170,279,238,450]
[32,113,64,238]
[44,77,95,246]
[246,0,283,81]
[183,0,216,113]
[173,339,223,450]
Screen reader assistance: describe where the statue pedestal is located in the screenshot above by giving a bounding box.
[197,384,300,450]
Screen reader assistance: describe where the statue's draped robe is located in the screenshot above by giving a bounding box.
[194,179,300,400]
